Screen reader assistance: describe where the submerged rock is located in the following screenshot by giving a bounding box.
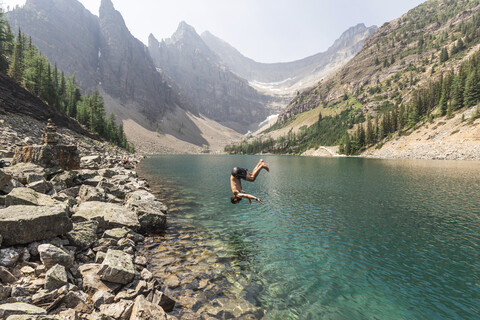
[0,204,72,246]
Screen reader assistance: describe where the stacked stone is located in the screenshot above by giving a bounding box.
[42,119,59,146]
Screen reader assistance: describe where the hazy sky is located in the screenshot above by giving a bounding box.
[1,0,426,63]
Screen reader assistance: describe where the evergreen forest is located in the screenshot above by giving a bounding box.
[0,10,133,151]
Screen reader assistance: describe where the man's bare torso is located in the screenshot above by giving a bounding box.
[230,175,243,195]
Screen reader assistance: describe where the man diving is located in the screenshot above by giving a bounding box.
[230,159,269,205]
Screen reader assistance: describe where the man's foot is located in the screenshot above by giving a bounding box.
[260,159,269,172]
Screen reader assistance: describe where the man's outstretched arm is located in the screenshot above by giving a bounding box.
[237,192,264,205]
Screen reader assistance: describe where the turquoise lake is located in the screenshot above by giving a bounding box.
[138,155,480,319]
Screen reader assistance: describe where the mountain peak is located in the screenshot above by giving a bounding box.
[172,21,200,42]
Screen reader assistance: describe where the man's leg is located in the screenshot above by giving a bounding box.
[247,159,269,181]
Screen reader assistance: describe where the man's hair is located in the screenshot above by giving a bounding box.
[230,196,241,204]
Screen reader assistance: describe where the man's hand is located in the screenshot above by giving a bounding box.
[256,197,264,205]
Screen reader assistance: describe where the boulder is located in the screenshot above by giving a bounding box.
[92,290,115,309]
[0,303,46,318]
[72,202,140,231]
[3,163,45,185]
[4,187,61,207]
[124,190,156,202]
[98,169,117,179]
[78,264,122,294]
[125,197,167,234]
[99,300,134,320]
[78,185,107,203]
[102,228,130,241]
[66,221,98,250]
[81,155,101,169]
[45,264,68,291]
[130,295,168,320]
[0,266,17,283]
[0,249,20,267]
[0,285,11,299]
[38,244,74,269]
[0,204,72,246]
[50,171,78,192]
[97,250,135,285]
[12,145,80,170]
[26,179,53,194]
[0,170,15,194]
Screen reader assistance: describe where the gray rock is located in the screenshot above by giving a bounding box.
[102,228,130,240]
[12,145,80,171]
[0,249,20,267]
[10,286,30,297]
[95,251,106,264]
[130,295,168,320]
[26,180,53,194]
[4,188,62,207]
[0,205,72,246]
[0,169,15,194]
[62,290,92,313]
[3,163,45,185]
[45,264,68,291]
[0,285,12,299]
[0,303,46,318]
[38,244,74,269]
[125,197,167,235]
[0,266,17,283]
[98,169,117,179]
[140,268,153,281]
[97,250,135,285]
[99,300,134,320]
[50,171,78,192]
[151,290,176,313]
[72,202,140,231]
[85,313,115,320]
[66,221,98,250]
[32,289,60,305]
[78,264,121,294]
[78,185,107,203]
[92,290,115,309]
[124,190,156,202]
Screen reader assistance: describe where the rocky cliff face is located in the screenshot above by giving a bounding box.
[7,0,189,130]
[202,24,377,89]
[148,22,269,134]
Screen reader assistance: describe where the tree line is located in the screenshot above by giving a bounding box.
[0,11,133,152]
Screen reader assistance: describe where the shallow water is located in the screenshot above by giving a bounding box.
[138,155,480,319]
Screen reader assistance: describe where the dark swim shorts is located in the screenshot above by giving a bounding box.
[231,167,248,180]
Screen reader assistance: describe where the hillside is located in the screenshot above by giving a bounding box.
[230,0,480,160]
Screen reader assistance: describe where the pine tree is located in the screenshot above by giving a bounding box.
[366,117,374,145]
[464,70,480,107]
[440,47,449,63]
[451,75,465,110]
[8,29,24,83]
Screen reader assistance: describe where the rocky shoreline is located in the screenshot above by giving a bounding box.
[0,114,179,319]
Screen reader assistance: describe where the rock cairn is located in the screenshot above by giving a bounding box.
[42,119,59,146]
[12,120,80,170]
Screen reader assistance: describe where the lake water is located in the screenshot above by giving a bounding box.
[138,155,480,319]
